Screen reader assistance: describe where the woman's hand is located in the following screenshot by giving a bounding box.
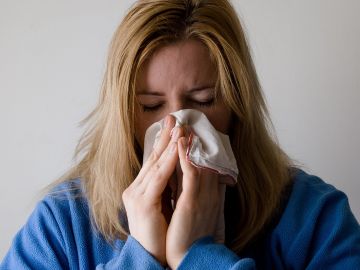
[166,136,226,269]
[122,115,181,266]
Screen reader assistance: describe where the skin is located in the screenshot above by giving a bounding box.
[134,39,231,148]
[122,39,232,268]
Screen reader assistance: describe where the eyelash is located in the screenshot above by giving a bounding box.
[141,99,215,112]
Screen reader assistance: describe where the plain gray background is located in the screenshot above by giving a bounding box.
[1,0,359,259]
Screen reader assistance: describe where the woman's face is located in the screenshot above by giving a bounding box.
[134,39,232,150]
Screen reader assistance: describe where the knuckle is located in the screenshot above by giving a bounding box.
[155,171,164,181]
[149,162,161,174]
[149,148,161,161]
[122,188,130,202]
[152,170,164,182]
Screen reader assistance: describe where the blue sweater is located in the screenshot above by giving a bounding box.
[1,169,360,269]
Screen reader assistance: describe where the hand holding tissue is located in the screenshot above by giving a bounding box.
[143,109,238,185]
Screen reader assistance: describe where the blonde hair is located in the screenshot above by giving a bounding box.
[47,0,295,254]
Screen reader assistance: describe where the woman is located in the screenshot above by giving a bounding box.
[1,0,359,269]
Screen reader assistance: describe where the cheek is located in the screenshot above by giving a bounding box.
[134,109,150,150]
[134,112,166,150]
[206,107,232,134]
[210,116,231,134]
[134,123,144,148]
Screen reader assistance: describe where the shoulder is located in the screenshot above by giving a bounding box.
[280,168,358,234]
[1,179,126,269]
[270,168,360,268]
[284,168,359,227]
[47,177,85,198]
[28,179,95,246]
[291,168,340,197]
[39,178,89,223]
[20,178,104,260]
[287,168,345,214]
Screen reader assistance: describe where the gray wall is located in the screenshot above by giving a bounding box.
[1,0,359,259]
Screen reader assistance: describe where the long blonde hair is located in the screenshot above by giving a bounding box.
[47,0,295,254]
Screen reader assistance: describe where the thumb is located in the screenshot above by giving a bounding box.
[175,161,183,206]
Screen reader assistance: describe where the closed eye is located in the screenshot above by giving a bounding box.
[141,103,163,112]
[195,99,215,107]
[140,99,215,112]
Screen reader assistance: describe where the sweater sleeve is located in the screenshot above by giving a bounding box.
[177,236,256,269]
[0,198,165,270]
[95,235,164,270]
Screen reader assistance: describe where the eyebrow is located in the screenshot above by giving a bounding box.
[137,85,215,96]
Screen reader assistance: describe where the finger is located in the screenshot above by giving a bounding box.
[175,161,183,207]
[178,136,199,199]
[141,126,183,190]
[151,115,176,161]
[133,115,176,186]
[144,141,179,198]
[199,169,219,193]
[143,127,182,196]
[143,125,184,193]
[143,127,182,189]
[157,126,183,164]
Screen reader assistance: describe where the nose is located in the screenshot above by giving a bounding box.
[168,99,186,114]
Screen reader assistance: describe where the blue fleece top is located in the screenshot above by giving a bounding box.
[1,169,360,269]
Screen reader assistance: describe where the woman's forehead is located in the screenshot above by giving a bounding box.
[136,40,217,94]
